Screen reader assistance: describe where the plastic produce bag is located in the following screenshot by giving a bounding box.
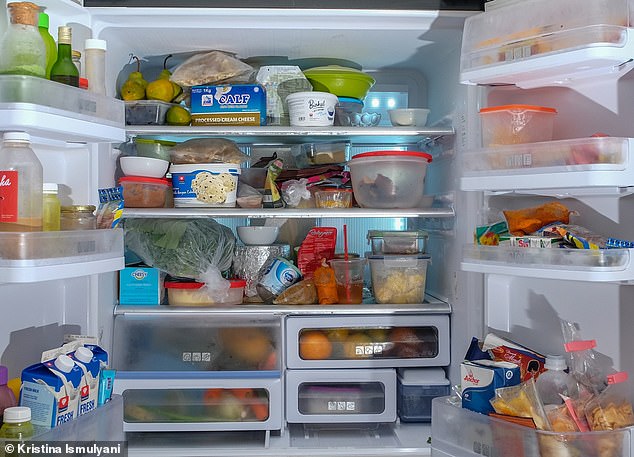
[124,218,236,287]
[170,50,255,87]
[170,138,249,165]
[281,178,311,208]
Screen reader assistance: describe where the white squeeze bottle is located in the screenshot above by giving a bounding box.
[0,132,43,231]
[536,354,579,406]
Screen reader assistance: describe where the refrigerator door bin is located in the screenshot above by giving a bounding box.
[460,0,634,87]
[431,396,634,457]
[461,137,634,191]
[0,228,124,283]
[0,75,125,143]
[286,369,396,424]
[286,314,449,369]
[112,312,281,372]
[0,394,124,444]
[113,373,282,432]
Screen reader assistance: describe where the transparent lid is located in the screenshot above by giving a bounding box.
[3,406,31,423]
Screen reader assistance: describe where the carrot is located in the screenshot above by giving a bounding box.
[230,388,269,421]
[203,388,223,405]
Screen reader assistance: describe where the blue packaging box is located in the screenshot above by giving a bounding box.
[190,84,266,126]
[461,359,521,414]
[119,266,164,305]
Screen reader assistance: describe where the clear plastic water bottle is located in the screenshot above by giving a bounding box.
[0,365,17,421]
[536,354,579,406]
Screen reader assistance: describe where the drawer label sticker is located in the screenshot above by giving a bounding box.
[327,401,356,411]
[182,352,211,362]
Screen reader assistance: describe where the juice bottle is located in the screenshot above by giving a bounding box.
[0,132,43,231]
[0,406,33,439]
[42,183,61,231]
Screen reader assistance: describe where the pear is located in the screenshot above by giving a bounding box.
[120,56,147,100]
[160,54,182,101]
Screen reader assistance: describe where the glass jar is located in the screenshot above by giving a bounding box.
[72,49,81,75]
[60,205,96,230]
[0,2,46,77]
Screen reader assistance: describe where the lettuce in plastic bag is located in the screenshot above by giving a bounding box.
[124,218,236,280]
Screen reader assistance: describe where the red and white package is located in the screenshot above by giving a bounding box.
[297,227,337,278]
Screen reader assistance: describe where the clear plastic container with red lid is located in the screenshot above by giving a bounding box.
[479,104,558,147]
[165,279,246,306]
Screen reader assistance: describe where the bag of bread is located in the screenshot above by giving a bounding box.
[170,138,248,164]
[170,50,255,87]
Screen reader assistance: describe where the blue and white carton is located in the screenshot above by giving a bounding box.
[461,359,521,415]
[20,354,83,428]
[71,346,101,416]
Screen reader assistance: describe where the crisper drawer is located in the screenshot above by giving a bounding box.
[431,396,634,457]
[113,373,282,432]
[286,315,449,369]
[286,369,396,424]
[112,312,281,371]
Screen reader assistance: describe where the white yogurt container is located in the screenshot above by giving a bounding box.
[169,163,241,207]
[286,91,338,127]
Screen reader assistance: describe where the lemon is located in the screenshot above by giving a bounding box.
[145,78,175,103]
[166,105,191,126]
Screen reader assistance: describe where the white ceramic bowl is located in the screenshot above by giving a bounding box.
[237,226,280,245]
[120,156,169,178]
[388,108,430,127]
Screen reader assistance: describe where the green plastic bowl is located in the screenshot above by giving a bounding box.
[303,65,375,100]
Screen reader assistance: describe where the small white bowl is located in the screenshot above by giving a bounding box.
[120,156,169,178]
[237,226,279,245]
[388,108,430,127]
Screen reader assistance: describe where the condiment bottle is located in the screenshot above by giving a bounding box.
[0,366,17,422]
[0,132,43,232]
[0,2,46,77]
[50,25,79,87]
[37,10,56,79]
[0,406,34,439]
[60,205,96,230]
[535,354,578,406]
[313,258,339,304]
[71,49,81,75]
[84,38,107,95]
[42,182,61,231]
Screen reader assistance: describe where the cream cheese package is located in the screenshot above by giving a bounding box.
[190,84,267,126]
[460,359,521,415]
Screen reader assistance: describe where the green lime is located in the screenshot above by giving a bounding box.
[166,105,191,126]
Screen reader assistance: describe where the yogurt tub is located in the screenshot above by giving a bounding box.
[165,279,246,306]
[286,91,338,127]
[169,163,241,207]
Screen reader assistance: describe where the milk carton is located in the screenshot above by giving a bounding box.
[20,354,83,428]
[71,346,100,416]
[461,359,521,414]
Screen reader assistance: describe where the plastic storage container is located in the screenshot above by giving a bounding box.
[396,367,450,422]
[165,279,246,306]
[368,254,430,304]
[60,205,96,230]
[286,369,396,423]
[124,100,176,125]
[367,230,429,255]
[302,65,375,100]
[286,314,449,369]
[314,189,353,208]
[133,138,176,162]
[291,141,350,167]
[169,163,241,208]
[334,97,364,126]
[348,151,432,208]
[286,91,338,127]
[112,313,281,372]
[479,104,557,146]
[118,176,171,208]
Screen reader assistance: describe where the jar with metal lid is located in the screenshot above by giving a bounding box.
[71,49,81,75]
[60,205,96,230]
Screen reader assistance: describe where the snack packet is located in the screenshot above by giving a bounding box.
[263,158,284,208]
[474,220,509,246]
[97,186,124,229]
[482,333,546,382]
[503,202,572,236]
[490,378,551,430]
[584,372,634,431]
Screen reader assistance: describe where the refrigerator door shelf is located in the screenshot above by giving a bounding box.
[0,228,124,283]
[461,137,634,191]
[286,369,397,424]
[462,245,634,283]
[286,314,450,369]
[113,373,282,432]
[431,395,634,457]
[0,75,125,143]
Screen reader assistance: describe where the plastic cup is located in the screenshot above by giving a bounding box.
[329,258,366,304]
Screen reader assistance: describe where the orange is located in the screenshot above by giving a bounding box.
[299,330,332,360]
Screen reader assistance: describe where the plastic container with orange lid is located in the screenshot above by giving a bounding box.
[118,176,171,208]
[348,151,432,209]
[479,104,557,146]
[165,279,246,306]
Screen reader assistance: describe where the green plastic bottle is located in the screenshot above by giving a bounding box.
[0,406,34,439]
[38,12,57,79]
